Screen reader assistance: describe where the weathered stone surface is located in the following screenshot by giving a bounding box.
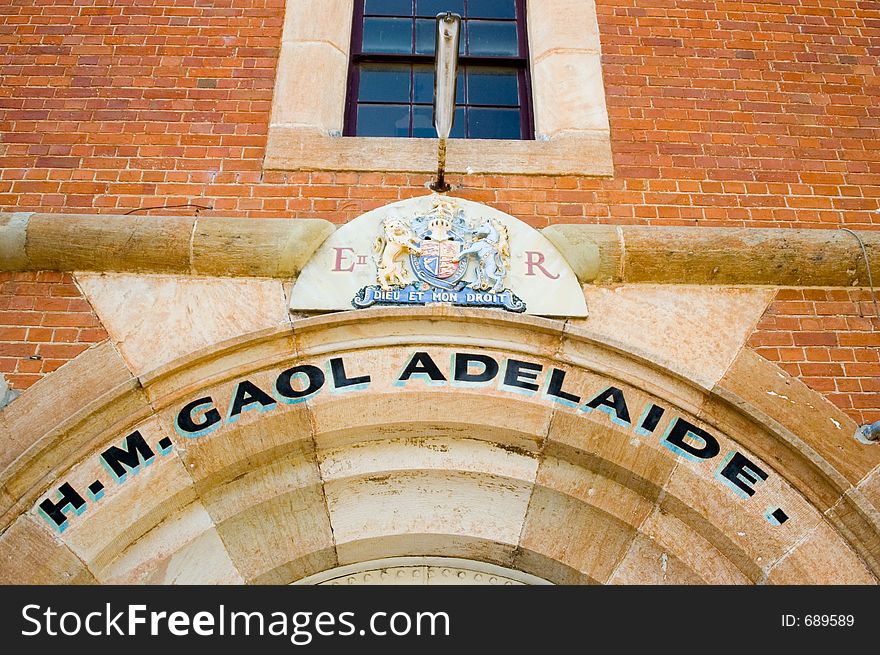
[99,503,243,584]
[719,349,877,487]
[139,326,295,406]
[526,0,600,59]
[77,274,289,376]
[265,127,614,176]
[326,470,531,567]
[608,534,704,585]
[191,218,334,277]
[517,485,637,584]
[45,418,196,571]
[620,227,879,287]
[281,0,352,51]
[544,225,880,287]
[0,213,29,270]
[319,437,539,485]
[560,323,707,416]
[635,508,751,584]
[768,521,876,584]
[698,394,848,514]
[859,465,880,514]
[0,515,96,584]
[532,53,608,138]
[174,385,314,490]
[542,223,620,284]
[198,453,335,585]
[572,285,774,389]
[27,214,195,273]
[271,42,349,133]
[0,341,132,473]
[294,308,564,359]
[545,409,676,502]
[2,213,336,277]
[824,490,880,578]
[662,455,823,579]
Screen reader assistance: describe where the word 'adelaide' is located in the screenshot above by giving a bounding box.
[36,351,790,534]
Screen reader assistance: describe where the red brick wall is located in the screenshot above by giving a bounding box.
[0,0,877,227]
[748,289,880,425]
[0,272,108,389]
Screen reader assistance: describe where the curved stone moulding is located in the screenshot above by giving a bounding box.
[0,307,877,585]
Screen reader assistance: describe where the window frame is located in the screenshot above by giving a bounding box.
[265,0,613,176]
[343,0,535,140]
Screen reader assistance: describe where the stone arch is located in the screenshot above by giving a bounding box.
[0,307,877,585]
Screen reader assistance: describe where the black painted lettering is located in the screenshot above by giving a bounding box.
[100,430,155,482]
[227,380,276,421]
[637,403,666,434]
[503,359,543,392]
[453,353,499,383]
[38,482,86,532]
[175,397,221,436]
[275,364,325,401]
[398,351,446,382]
[329,357,371,389]
[719,451,768,497]
[584,386,631,424]
[546,368,580,404]
[662,417,720,460]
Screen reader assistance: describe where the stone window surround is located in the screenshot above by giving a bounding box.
[264,0,613,176]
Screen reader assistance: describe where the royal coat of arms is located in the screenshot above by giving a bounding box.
[352,197,525,312]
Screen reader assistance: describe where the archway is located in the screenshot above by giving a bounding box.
[0,307,877,584]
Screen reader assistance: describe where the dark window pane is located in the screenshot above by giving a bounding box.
[468,107,521,139]
[416,0,464,17]
[468,0,516,19]
[414,66,465,104]
[364,0,413,16]
[413,105,465,138]
[467,20,518,56]
[411,105,435,137]
[359,64,411,102]
[362,17,413,54]
[467,67,518,106]
[357,104,411,136]
[415,18,465,55]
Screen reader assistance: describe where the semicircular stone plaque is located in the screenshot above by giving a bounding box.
[290,195,587,318]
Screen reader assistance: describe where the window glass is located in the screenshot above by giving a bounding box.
[357,104,411,137]
[467,21,518,56]
[413,66,465,104]
[364,0,413,16]
[468,107,521,139]
[362,17,413,54]
[467,68,518,106]
[413,106,465,138]
[468,0,516,19]
[416,0,465,16]
[359,65,411,102]
[347,1,531,140]
[415,18,466,55]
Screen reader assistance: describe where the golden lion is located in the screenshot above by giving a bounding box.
[373,217,422,290]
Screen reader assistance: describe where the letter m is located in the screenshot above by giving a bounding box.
[100,431,155,484]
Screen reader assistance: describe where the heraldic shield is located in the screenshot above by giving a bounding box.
[411,238,466,289]
[352,196,525,312]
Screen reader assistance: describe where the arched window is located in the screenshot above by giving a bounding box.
[345,0,533,140]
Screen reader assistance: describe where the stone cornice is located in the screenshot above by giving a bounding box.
[2,212,878,287]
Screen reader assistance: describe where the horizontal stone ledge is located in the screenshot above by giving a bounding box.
[0,213,336,278]
[2,212,878,288]
[543,224,880,287]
